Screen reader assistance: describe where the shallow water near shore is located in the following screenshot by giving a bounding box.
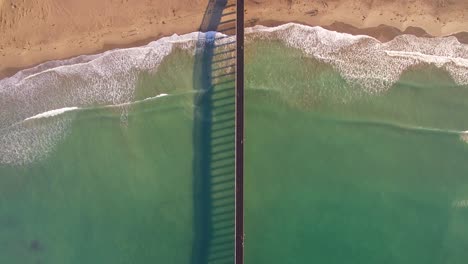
[1,24,468,263]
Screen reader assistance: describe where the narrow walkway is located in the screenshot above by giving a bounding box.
[191,0,242,263]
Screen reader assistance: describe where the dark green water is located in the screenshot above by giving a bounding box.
[1,40,468,264]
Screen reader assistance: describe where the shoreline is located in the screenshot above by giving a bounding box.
[0,33,174,80]
[2,21,468,81]
[1,0,468,79]
[257,20,468,45]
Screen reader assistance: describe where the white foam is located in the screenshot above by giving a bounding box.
[246,23,468,93]
[0,32,207,165]
[24,107,79,121]
[461,131,468,143]
[452,200,468,208]
[155,93,168,98]
[0,118,72,165]
[0,32,205,131]
[20,93,169,122]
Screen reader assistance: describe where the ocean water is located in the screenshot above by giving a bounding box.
[1,23,468,263]
[244,40,468,264]
[0,49,198,263]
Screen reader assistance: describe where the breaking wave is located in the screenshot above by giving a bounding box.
[25,107,80,121]
[0,92,174,166]
[0,32,204,165]
[2,23,468,165]
[246,23,468,93]
[0,32,202,130]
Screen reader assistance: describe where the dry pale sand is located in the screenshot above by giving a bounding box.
[1,0,468,79]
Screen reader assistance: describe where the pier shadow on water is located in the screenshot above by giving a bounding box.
[191,0,237,264]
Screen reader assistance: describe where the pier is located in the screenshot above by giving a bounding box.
[191,0,243,263]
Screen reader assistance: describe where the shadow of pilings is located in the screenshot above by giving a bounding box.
[191,0,237,264]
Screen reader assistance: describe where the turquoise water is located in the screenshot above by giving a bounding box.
[0,49,199,263]
[1,25,468,264]
[0,94,196,263]
[244,41,468,264]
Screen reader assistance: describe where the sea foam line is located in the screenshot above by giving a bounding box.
[0,31,232,131]
[20,93,171,123]
[0,92,173,166]
[246,23,468,92]
[322,115,468,143]
[323,115,467,135]
[24,107,79,121]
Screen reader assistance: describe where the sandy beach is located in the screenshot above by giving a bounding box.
[1,0,468,79]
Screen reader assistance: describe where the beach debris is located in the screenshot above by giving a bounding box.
[247,18,259,26]
[305,9,319,16]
